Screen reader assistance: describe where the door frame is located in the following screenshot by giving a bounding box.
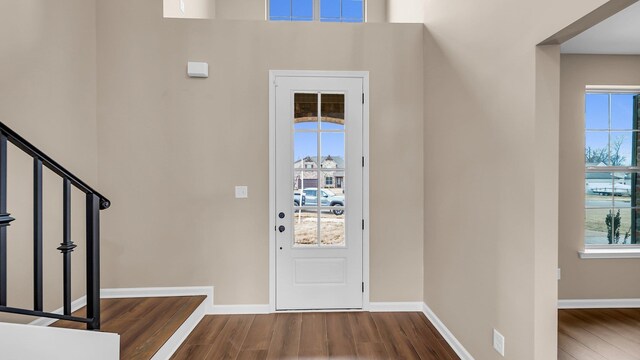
[268,70,370,312]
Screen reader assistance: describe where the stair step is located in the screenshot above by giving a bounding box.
[52,296,206,359]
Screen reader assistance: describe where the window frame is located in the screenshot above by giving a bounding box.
[266,0,366,22]
[583,85,640,256]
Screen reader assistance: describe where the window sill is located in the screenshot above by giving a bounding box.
[579,248,640,259]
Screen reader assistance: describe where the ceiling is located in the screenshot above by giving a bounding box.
[561,2,640,54]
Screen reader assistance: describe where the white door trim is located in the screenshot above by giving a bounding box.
[268,70,370,312]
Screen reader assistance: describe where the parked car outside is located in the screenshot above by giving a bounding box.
[301,188,344,215]
[294,192,306,206]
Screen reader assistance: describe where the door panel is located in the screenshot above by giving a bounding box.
[275,75,363,310]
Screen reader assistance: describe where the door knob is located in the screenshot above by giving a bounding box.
[278,225,285,232]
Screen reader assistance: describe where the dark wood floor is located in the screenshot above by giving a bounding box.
[52,296,206,360]
[171,312,459,360]
[559,308,640,360]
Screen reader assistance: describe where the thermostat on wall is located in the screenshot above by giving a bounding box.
[187,62,208,78]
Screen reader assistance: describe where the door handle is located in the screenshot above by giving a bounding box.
[278,225,285,233]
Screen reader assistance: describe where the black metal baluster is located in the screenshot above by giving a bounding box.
[86,193,100,330]
[33,158,43,312]
[0,132,14,306]
[57,179,76,315]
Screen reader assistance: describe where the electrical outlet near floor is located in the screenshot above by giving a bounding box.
[493,328,505,356]
[179,0,185,14]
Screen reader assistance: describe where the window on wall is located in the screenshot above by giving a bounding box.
[268,0,364,22]
[584,89,640,246]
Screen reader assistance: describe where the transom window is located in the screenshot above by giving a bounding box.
[268,0,364,22]
[584,89,640,246]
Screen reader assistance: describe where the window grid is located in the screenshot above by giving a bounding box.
[293,92,346,248]
[585,91,640,246]
[268,0,365,22]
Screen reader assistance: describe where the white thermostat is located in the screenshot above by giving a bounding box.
[187,62,208,78]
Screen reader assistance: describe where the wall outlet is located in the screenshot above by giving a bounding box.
[493,329,505,356]
[179,0,185,14]
[557,268,561,280]
[235,186,248,199]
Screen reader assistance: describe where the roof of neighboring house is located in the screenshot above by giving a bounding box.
[294,156,345,168]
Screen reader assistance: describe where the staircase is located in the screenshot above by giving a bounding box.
[0,121,109,330]
[0,123,209,359]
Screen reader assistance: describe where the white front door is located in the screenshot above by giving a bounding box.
[273,73,365,310]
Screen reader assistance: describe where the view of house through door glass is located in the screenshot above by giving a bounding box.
[275,74,364,310]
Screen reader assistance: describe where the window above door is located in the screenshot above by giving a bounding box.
[268,0,365,22]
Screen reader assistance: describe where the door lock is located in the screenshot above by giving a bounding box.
[278,225,285,232]
[279,212,285,219]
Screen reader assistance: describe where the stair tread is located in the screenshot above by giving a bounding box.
[52,295,206,359]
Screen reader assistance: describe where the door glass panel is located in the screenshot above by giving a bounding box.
[295,93,318,130]
[321,170,344,204]
[320,94,345,130]
[294,209,318,246]
[320,210,345,246]
[294,132,318,167]
[294,171,307,206]
[292,92,348,249]
[321,133,345,168]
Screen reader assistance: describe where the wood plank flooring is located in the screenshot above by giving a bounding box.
[171,312,459,360]
[559,308,640,360]
[52,296,206,360]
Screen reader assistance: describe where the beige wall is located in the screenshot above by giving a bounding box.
[422,0,608,359]
[0,0,98,322]
[559,54,640,300]
[97,0,424,305]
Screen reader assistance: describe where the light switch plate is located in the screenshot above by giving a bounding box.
[179,0,185,14]
[235,186,248,199]
[493,329,505,356]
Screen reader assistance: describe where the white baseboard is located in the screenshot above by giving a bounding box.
[422,302,474,360]
[29,296,88,327]
[369,302,423,312]
[211,304,270,314]
[101,286,214,314]
[151,296,207,360]
[558,298,640,309]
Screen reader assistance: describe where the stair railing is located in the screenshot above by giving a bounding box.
[0,122,110,330]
